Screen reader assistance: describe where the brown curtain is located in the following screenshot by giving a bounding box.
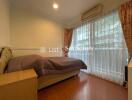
[62,28,73,57]
[119,0,132,56]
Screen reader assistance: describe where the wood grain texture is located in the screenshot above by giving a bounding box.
[0,69,37,86]
[38,72,127,100]
[0,69,38,100]
[128,58,132,68]
[128,67,132,100]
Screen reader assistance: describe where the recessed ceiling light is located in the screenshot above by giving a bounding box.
[53,3,59,9]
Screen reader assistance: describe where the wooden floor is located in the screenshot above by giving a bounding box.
[38,72,127,100]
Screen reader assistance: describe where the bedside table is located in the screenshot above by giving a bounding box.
[0,69,38,100]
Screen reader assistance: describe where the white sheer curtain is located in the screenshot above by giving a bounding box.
[69,11,129,84]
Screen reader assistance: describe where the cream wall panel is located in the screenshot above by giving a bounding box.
[10,8,64,57]
[0,0,10,47]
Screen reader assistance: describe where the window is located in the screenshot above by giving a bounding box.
[69,11,129,84]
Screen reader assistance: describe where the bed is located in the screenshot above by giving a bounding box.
[0,47,87,90]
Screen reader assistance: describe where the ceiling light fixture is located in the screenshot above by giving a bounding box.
[53,0,59,10]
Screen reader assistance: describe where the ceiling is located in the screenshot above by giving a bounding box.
[10,0,103,27]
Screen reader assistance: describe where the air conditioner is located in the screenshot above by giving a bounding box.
[81,4,103,21]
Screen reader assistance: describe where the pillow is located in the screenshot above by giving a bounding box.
[0,47,12,74]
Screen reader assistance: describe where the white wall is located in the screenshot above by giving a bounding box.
[10,8,64,57]
[0,0,10,47]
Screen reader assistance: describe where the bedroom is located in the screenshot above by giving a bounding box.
[0,0,132,100]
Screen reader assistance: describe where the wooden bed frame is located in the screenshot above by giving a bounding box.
[38,69,80,90]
